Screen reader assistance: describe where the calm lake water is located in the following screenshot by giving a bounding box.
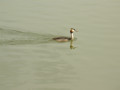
[0,0,120,90]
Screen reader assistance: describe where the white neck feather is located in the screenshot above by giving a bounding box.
[71,33,74,40]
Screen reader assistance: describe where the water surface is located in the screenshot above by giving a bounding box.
[0,0,120,90]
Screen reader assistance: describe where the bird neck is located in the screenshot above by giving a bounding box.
[71,33,74,40]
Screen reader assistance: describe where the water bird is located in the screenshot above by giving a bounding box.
[53,28,77,42]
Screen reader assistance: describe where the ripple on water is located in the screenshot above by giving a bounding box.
[0,27,55,45]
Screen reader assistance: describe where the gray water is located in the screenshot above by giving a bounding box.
[0,0,120,90]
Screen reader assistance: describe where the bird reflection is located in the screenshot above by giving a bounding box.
[70,40,76,49]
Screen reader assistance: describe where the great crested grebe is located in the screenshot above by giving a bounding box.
[53,28,77,42]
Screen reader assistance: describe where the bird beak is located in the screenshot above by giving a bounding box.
[74,29,78,32]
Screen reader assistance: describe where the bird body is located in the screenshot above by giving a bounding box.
[53,28,77,42]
